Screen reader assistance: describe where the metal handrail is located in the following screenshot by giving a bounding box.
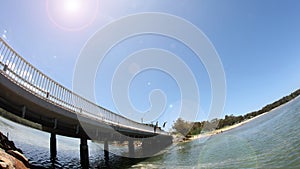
[0,38,168,135]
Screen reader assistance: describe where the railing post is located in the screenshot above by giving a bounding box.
[3,64,7,71]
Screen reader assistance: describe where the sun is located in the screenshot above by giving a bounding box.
[46,0,99,31]
[64,0,81,14]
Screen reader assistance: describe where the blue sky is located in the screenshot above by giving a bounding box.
[1,0,300,129]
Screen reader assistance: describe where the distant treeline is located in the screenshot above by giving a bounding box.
[173,88,300,136]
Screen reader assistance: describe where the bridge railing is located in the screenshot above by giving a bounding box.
[0,38,168,135]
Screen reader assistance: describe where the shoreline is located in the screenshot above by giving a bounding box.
[186,110,271,142]
[177,91,300,143]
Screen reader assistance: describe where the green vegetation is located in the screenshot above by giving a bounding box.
[172,118,193,135]
[172,88,300,137]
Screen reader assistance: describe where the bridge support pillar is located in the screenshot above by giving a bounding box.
[128,139,134,158]
[141,139,152,157]
[50,133,57,160]
[104,140,109,160]
[80,138,89,169]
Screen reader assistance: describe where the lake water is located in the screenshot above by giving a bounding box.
[0,96,300,168]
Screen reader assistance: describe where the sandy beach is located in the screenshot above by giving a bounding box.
[188,111,271,141]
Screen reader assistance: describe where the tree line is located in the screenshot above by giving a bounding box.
[172,88,300,136]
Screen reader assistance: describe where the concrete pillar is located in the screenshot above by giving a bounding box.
[80,138,89,169]
[141,139,151,157]
[104,140,109,160]
[128,140,134,158]
[50,133,57,160]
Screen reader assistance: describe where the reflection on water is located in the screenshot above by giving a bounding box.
[1,96,300,168]
[0,116,146,169]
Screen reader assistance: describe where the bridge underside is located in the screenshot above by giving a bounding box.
[0,72,173,161]
[0,72,166,140]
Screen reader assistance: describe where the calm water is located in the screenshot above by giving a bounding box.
[1,96,300,168]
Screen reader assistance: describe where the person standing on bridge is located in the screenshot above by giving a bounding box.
[163,122,167,128]
[154,121,158,133]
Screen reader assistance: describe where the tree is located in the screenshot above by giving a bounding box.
[172,118,193,136]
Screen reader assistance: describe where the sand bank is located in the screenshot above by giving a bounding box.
[189,111,270,141]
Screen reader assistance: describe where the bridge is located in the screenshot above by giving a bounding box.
[0,38,172,168]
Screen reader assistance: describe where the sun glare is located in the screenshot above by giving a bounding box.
[46,0,99,31]
[64,0,81,13]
